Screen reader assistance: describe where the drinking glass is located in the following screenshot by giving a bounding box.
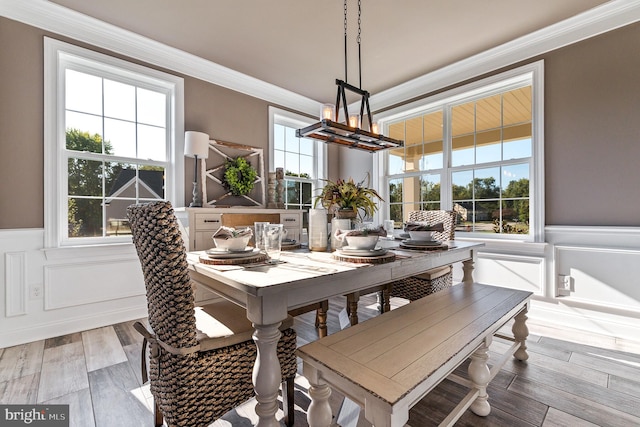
[254,221,270,252]
[383,220,395,239]
[263,224,285,263]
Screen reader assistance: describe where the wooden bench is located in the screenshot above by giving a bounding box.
[296,283,532,427]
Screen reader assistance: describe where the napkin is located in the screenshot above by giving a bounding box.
[404,222,444,232]
[334,226,387,238]
[212,226,253,240]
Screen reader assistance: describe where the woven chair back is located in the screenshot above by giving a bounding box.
[408,210,457,241]
[127,201,198,350]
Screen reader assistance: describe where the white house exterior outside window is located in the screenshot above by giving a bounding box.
[379,62,544,242]
[44,38,184,248]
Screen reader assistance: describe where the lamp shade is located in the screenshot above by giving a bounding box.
[184,131,210,158]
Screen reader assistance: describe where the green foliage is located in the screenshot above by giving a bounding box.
[66,129,117,237]
[314,176,383,220]
[223,157,257,196]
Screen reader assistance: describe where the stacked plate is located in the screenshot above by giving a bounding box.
[338,246,388,257]
[205,247,260,259]
[399,239,443,250]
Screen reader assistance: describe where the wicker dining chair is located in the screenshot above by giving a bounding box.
[127,201,298,427]
[390,210,458,301]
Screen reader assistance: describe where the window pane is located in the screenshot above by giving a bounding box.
[405,143,422,172]
[503,123,532,159]
[452,134,474,167]
[285,152,299,175]
[66,128,103,154]
[274,149,285,169]
[451,102,474,136]
[502,164,529,198]
[423,111,442,142]
[68,197,103,238]
[274,124,285,150]
[402,176,421,212]
[285,127,299,152]
[388,148,404,175]
[286,180,300,204]
[137,87,166,127]
[476,129,501,164]
[103,118,136,157]
[302,182,312,205]
[452,170,473,200]
[300,155,313,179]
[66,69,102,115]
[422,140,443,170]
[68,158,103,196]
[501,200,529,231]
[388,178,403,203]
[474,167,500,199]
[476,200,499,232]
[104,79,135,121]
[300,138,314,156]
[66,112,103,142]
[476,94,501,131]
[138,166,166,200]
[138,124,166,161]
[421,174,441,203]
[503,87,531,126]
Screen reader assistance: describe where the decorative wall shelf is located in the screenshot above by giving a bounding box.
[202,140,265,207]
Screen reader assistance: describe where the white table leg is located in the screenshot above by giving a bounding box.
[468,337,491,417]
[252,322,282,427]
[513,307,530,361]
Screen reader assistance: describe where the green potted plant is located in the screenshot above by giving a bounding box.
[314,175,383,220]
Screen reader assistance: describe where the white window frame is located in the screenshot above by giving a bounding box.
[268,106,327,207]
[44,38,185,249]
[376,61,544,242]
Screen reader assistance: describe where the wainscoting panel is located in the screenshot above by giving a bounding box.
[555,245,640,314]
[44,259,145,310]
[5,251,27,317]
[475,252,545,296]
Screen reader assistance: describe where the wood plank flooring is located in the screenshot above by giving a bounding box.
[1,294,639,427]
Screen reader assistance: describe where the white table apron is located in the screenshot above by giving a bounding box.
[187,241,483,427]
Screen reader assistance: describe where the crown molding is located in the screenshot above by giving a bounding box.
[0,0,321,116]
[2,0,639,117]
[364,0,640,113]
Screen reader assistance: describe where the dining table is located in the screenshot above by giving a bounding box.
[187,239,484,427]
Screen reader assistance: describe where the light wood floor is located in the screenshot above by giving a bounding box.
[1,294,639,427]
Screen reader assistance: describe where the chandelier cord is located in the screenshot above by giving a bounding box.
[358,0,362,89]
[344,0,348,83]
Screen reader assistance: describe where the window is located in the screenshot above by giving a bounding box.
[44,38,184,247]
[381,62,543,241]
[269,107,327,226]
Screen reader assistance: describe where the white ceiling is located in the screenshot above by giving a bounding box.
[48,0,610,104]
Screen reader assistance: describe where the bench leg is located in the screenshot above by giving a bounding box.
[307,382,333,427]
[346,293,359,326]
[513,307,530,361]
[468,337,491,417]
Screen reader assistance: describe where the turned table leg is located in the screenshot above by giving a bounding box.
[346,292,359,326]
[252,323,283,427]
[469,337,492,417]
[513,307,530,361]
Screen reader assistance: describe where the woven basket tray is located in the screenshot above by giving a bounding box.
[199,253,268,265]
[331,251,396,264]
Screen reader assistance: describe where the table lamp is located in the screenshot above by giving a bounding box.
[184,131,210,207]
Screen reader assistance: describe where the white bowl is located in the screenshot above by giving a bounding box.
[344,235,379,250]
[213,235,251,251]
[408,231,434,241]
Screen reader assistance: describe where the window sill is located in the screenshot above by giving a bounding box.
[456,237,548,256]
[43,243,138,262]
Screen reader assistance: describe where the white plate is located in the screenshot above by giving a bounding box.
[339,247,388,257]
[205,247,260,259]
